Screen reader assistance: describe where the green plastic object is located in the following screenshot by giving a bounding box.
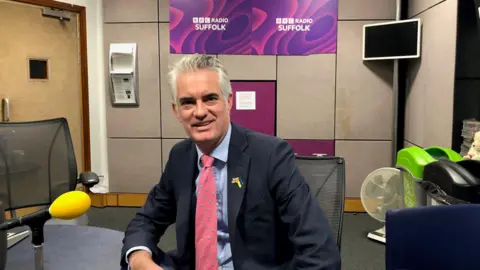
[396,146,462,208]
[424,146,463,162]
[396,146,436,179]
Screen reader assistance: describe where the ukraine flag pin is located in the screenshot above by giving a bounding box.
[231,177,243,188]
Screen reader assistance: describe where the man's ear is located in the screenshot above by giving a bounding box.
[227,94,233,110]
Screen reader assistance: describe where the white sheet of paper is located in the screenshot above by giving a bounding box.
[236,91,256,110]
[111,53,134,73]
[110,44,135,73]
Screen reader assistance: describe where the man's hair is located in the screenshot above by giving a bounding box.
[167,54,232,104]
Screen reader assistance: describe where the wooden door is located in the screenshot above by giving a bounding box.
[0,0,86,171]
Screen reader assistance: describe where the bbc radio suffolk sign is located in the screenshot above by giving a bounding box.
[169,0,338,55]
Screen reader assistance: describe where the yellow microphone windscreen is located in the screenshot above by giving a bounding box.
[49,191,91,220]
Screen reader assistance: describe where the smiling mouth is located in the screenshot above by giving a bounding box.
[192,121,213,127]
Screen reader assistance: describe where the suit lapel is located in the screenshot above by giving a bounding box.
[176,141,198,257]
[227,124,250,251]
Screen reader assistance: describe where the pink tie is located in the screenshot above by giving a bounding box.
[195,154,218,269]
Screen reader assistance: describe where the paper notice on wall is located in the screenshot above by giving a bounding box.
[236,91,256,110]
[111,74,135,104]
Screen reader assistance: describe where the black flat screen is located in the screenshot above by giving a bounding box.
[364,20,420,59]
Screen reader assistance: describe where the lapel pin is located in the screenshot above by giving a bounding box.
[232,177,243,188]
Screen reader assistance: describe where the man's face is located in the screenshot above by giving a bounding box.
[172,69,232,152]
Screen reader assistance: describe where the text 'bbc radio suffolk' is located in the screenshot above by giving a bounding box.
[193,17,228,31]
[276,18,313,31]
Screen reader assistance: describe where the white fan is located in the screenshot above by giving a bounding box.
[360,167,404,243]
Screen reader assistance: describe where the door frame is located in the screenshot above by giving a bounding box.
[12,0,91,171]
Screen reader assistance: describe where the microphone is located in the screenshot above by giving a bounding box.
[0,191,91,231]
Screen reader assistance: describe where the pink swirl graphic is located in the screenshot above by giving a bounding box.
[251,0,337,55]
[170,0,252,54]
[169,0,337,55]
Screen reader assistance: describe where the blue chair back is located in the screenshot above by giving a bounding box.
[386,204,480,270]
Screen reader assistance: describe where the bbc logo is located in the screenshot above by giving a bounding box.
[192,17,211,23]
[276,18,294,24]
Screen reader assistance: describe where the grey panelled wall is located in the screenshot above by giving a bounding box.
[277,55,335,140]
[336,140,392,197]
[103,0,157,22]
[103,0,398,197]
[108,139,162,193]
[404,0,458,148]
[335,1,396,198]
[404,140,420,148]
[104,23,161,138]
[161,138,184,170]
[218,55,276,80]
[408,0,444,18]
[338,0,396,20]
[336,21,393,140]
[159,24,186,139]
[158,0,169,22]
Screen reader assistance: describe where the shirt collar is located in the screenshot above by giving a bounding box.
[196,123,231,165]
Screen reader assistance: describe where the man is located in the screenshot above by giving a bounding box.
[121,54,341,270]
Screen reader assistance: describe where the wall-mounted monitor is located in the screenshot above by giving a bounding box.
[362,18,422,61]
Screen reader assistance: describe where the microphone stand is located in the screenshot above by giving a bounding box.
[28,219,48,270]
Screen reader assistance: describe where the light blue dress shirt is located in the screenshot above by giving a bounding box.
[126,124,234,269]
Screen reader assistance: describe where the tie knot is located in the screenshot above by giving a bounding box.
[201,155,214,167]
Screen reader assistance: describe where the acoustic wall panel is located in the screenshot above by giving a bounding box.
[287,140,335,156]
[339,0,396,20]
[103,0,158,23]
[230,81,276,136]
[404,57,425,147]
[336,21,393,140]
[408,0,444,18]
[405,0,457,147]
[404,140,421,148]
[218,55,276,80]
[104,23,161,138]
[335,140,392,197]
[159,24,187,139]
[277,54,335,139]
[159,0,169,22]
[162,138,185,170]
[108,139,162,193]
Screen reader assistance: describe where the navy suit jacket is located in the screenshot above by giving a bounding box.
[121,124,341,270]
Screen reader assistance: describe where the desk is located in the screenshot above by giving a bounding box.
[6,225,123,270]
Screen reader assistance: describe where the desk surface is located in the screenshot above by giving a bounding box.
[6,224,124,270]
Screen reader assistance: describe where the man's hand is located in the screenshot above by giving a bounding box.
[129,250,163,270]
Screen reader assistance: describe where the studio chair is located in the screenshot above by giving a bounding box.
[295,155,345,249]
[385,204,480,270]
[0,117,99,226]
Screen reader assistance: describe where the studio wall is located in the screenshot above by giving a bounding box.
[404,0,458,148]
[452,0,480,153]
[103,0,396,199]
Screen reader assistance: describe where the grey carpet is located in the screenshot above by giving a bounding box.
[86,207,385,270]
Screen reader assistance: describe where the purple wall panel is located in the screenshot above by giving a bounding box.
[286,139,335,156]
[230,81,276,136]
